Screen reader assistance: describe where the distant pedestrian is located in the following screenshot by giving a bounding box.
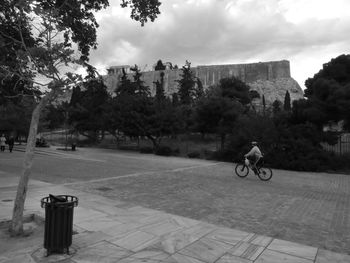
[7,136,14,153]
[0,134,6,152]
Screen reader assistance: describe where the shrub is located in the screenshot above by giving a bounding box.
[140,146,153,154]
[155,145,173,156]
[172,148,180,156]
[209,149,235,162]
[187,151,200,158]
[117,145,139,151]
[203,149,216,160]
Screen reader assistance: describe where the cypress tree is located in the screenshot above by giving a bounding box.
[283,90,291,111]
[176,61,196,105]
[273,100,282,115]
[262,94,266,115]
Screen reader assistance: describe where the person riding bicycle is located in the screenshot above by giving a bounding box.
[244,141,263,174]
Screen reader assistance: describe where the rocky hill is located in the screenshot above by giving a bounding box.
[103,60,305,106]
[249,77,304,106]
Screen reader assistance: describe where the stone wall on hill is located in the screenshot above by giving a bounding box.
[103,60,304,106]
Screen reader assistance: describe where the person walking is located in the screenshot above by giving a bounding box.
[7,135,14,153]
[0,134,6,152]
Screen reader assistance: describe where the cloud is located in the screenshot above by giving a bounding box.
[88,0,350,88]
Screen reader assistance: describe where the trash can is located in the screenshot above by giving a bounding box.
[41,194,78,256]
[71,143,76,151]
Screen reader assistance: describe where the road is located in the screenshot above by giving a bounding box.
[0,146,217,184]
[1,145,350,254]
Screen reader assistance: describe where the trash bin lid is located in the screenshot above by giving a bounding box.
[50,194,66,203]
[41,195,78,208]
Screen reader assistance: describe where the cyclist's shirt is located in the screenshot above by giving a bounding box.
[245,146,263,159]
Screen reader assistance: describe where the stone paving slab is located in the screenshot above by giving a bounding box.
[2,181,350,262]
[109,230,159,252]
[72,231,113,249]
[268,238,318,261]
[165,253,207,263]
[154,223,216,255]
[206,228,251,246]
[77,215,123,232]
[216,254,253,263]
[228,241,265,261]
[255,249,314,263]
[71,241,132,263]
[122,248,171,261]
[178,237,233,263]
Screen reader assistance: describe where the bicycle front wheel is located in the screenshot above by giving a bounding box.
[257,167,273,181]
[235,163,249,178]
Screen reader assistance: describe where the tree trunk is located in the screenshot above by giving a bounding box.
[147,135,158,149]
[10,95,49,236]
[220,134,226,151]
[65,123,68,150]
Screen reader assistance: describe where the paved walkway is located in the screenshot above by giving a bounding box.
[1,175,350,263]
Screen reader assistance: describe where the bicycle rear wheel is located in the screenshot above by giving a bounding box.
[235,163,249,178]
[257,167,273,181]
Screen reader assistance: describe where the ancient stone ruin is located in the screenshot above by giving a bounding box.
[103,60,304,107]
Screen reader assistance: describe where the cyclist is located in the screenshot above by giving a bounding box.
[244,141,263,174]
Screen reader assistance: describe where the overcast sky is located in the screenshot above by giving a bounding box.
[86,0,350,89]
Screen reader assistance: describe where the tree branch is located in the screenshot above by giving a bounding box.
[4,93,36,99]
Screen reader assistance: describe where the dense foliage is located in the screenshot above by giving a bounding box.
[46,54,350,172]
[194,77,250,149]
[0,0,162,137]
[69,78,111,142]
[304,54,350,130]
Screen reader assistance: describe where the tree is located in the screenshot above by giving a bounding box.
[121,0,161,26]
[194,77,250,150]
[262,94,266,116]
[145,97,179,148]
[114,68,133,96]
[42,101,73,149]
[0,0,39,138]
[112,67,148,135]
[305,54,350,90]
[130,65,150,96]
[194,78,204,100]
[173,61,199,150]
[219,77,251,105]
[43,104,66,130]
[248,89,260,112]
[111,66,179,148]
[283,90,291,111]
[0,97,35,137]
[195,95,243,149]
[272,100,282,115]
[228,113,278,160]
[0,0,161,236]
[154,72,165,102]
[69,77,111,142]
[70,86,82,107]
[154,59,166,71]
[176,61,197,105]
[1,0,92,235]
[304,54,350,130]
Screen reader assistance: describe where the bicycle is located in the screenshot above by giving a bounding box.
[235,157,273,181]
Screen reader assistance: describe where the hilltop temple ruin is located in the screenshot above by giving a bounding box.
[103,60,304,106]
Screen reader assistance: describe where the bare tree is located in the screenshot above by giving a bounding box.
[0,0,161,236]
